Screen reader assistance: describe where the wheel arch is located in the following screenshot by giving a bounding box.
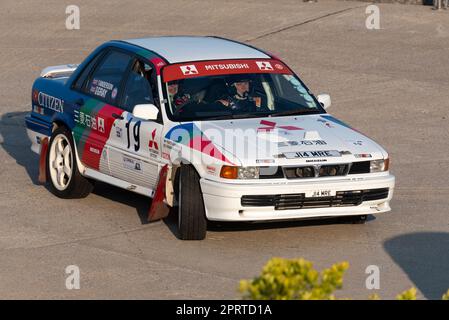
[50,119,87,174]
[168,159,204,208]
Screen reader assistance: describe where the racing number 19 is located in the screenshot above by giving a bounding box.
[125,118,141,152]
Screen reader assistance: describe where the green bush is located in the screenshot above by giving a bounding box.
[239,258,349,300]
[396,287,417,300]
[443,289,449,300]
[240,257,449,300]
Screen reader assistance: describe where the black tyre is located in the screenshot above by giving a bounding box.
[177,165,207,240]
[47,126,93,199]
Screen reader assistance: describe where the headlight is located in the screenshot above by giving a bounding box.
[220,166,260,179]
[370,158,389,173]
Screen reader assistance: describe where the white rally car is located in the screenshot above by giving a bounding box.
[25,36,395,240]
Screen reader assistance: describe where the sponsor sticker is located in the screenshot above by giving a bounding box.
[162,152,170,160]
[256,159,275,164]
[206,165,217,174]
[149,129,159,150]
[74,110,105,133]
[164,59,292,82]
[278,140,327,147]
[180,65,198,75]
[37,92,64,113]
[89,147,100,155]
[123,156,142,172]
[354,153,372,158]
[90,79,114,98]
[111,87,118,99]
[256,61,274,71]
[116,126,122,138]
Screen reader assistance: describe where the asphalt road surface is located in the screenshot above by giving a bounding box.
[0,0,448,299]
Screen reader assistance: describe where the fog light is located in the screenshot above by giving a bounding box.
[295,167,314,178]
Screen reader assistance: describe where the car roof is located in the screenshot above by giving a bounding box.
[122,36,270,63]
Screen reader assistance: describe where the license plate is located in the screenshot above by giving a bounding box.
[305,189,335,198]
[284,150,341,159]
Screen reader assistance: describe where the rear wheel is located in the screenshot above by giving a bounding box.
[177,165,207,240]
[47,126,93,198]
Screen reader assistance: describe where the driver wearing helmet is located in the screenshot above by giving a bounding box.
[217,74,261,112]
[168,80,191,108]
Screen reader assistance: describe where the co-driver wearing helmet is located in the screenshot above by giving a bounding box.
[168,80,191,108]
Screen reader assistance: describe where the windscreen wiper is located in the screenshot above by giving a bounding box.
[269,109,321,117]
[206,112,271,120]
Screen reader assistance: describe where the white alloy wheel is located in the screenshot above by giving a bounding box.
[48,134,73,191]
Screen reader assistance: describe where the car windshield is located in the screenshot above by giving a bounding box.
[163,60,324,121]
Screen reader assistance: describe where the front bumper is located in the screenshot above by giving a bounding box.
[200,174,395,221]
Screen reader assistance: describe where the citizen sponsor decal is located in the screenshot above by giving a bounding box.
[284,150,341,159]
[37,92,64,113]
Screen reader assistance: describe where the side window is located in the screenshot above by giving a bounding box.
[73,51,104,91]
[84,50,133,105]
[121,60,157,112]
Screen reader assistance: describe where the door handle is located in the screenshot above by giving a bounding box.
[112,113,124,120]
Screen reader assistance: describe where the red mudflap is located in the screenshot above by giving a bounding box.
[38,137,49,184]
[148,164,170,222]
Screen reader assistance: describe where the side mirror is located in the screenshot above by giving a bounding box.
[133,104,159,121]
[317,94,331,110]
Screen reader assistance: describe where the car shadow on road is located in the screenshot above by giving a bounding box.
[0,111,40,185]
[161,209,376,239]
[207,215,375,232]
[92,181,153,225]
[384,232,449,300]
[0,111,154,225]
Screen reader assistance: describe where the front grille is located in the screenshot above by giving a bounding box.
[283,164,350,179]
[241,188,389,210]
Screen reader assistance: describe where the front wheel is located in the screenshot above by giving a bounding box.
[47,126,93,198]
[177,165,207,240]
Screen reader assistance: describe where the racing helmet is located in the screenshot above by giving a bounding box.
[226,74,253,97]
